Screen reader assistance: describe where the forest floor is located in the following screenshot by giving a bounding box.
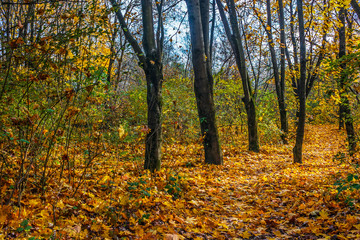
[1,124,360,239]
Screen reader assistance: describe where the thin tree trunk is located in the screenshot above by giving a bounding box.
[338,7,357,155]
[144,62,163,170]
[217,0,259,152]
[186,0,223,165]
[351,0,360,19]
[107,25,118,84]
[142,0,163,171]
[293,0,306,164]
[277,0,288,143]
[258,0,288,144]
[209,0,216,63]
[110,0,163,171]
[339,7,346,130]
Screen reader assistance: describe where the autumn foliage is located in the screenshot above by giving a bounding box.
[1,125,360,239]
[1,0,360,239]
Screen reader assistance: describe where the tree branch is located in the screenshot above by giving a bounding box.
[109,0,146,67]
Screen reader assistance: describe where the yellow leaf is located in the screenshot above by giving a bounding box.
[319,210,329,219]
[57,200,66,208]
[28,198,41,206]
[353,223,360,230]
[90,223,102,232]
[240,231,252,239]
[118,125,126,140]
[266,25,271,31]
[297,217,309,222]
[100,175,111,184]
[273,230,282,237]
[185,217,197,225]
[0,212,7,224]
[346,215,357,225]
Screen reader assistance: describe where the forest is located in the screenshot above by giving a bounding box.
[1,0,360,239]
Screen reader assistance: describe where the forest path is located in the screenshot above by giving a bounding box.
[162,124,354,239]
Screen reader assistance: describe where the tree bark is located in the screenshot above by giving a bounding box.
[293,0,306,164]
[186,0,223,165]
[338,7,357,155]
[339,7,346,130]
[110,0,163,171]
[277,0,288,143]
[257,0,288,144]
[216,0,259,152]
[144,61,163,170]
[351,0,360,19]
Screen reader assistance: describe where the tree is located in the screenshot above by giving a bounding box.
[185,0,223,164]
[351,0,360,19]
[286,0,328,163]
[338,6,357,155]
[217,0,259,152]
[292,0,306,163]
[253,0,288,144]
[110,0,164,171]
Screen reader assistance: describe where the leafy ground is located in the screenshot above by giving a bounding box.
[1,124,360,239]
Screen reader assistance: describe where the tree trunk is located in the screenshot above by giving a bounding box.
[293,0,306,164]
[339,7,346,130]
[351,0,360,19]
[217,0,259,152]
[186,0,223,165]
[277,0,288,143]
[261,0,288,144]
[110,0,164,171]
[144,61,163,170]
[338,7,357,155]
[244,97,259,151]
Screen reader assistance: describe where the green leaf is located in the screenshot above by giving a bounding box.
[19,139,30,144]
[141,190,151,197]
[20,219,29,227]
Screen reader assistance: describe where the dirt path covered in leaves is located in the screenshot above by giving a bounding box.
[1,125,359,239]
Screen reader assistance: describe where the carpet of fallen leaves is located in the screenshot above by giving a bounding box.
[1,124,360,239]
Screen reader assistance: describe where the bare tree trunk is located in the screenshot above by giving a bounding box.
[293,0,306,164]
[144,61,163,170]
[338,7,346,131]
[338,7,357,155]
[186,0,223,164]
[257,0,288,144]
[110,0,164,171]
[277,0,288,143]
[217,0,259,152]
[351,0,360,19]
[107,26,117,84]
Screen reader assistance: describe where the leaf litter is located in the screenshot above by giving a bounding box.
[1,124,360,239]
